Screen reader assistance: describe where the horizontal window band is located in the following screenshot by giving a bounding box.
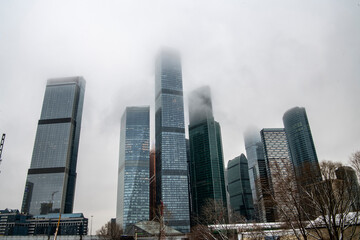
[28,167,68,175]
[162,88,183,96]
[155,88,183,99]
[38,118,74,125]
[162,169,188,176]
[228,179,241,184]
[167,220,190,227]
[161,127,185,133]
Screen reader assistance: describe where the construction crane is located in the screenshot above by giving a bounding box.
[0,134,5,173]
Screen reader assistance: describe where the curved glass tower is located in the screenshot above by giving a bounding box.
[155,49,190,233]
[21,77,85,215]
[283,107,321,186]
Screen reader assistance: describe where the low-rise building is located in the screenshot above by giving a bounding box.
[0,209,87,236]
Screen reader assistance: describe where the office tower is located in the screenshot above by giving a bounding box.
[283,107,322,186]
[335,166,360,210]
[116,106,150,232]
[227,154,254,220]
[149,149,156,220]
[188,86,227,223]
[261,128,296,221]
[21,77,85,215]
[185,138,194,224]
[244,128,268,222]
[155,50,190,232]
[336,166,359,186]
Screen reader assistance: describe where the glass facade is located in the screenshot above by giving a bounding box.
[261,128,295,221]
[227,154,254,220]
[283,107,322,186]
[21,77,85,215]
[244,128,267,222]
[0,210,88,236]
[155,50,190,233]
[116,106,150,233]
[188,86,227,223]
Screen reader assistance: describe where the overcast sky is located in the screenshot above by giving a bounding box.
[0,0,359,233]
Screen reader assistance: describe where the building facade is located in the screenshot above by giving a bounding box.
[21,77,85,215]
[335,166,360,210]
[261,128,296,222]
[283,107,322,186]
[227,154,254,220]
[244,128,268,222]
[188,86,227,223]
[0,210,87,236]
[27,213,88,236]
[0,209,28,236]
[155,50,190,233]
[149,149,156,220]
[116,106,150,232]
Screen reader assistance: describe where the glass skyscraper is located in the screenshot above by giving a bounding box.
[227,154,254,220]
[261,128,295,221]
[188,86,227,222]
[244,128,267,222]
[21,77,85,215]
[155,49,190,233]
[116,106,150,232]
[283,107,322,186]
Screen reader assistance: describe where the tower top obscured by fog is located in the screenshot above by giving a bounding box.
[188,86,213,126]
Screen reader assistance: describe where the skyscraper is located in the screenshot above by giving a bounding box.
[227,154,254,220]
[155,49,190,232]
[21,77,85,215]
[149,148,156,220]
[116,106,150,232]
[244,128,267,222]
[283,107,321,186]
[335,166,360,210]
[261,128,295,221]
[188,86,227,222]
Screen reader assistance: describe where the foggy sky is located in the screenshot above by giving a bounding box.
[0,0,359,233]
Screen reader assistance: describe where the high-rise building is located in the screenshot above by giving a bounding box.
[244,128,268,222]
[336,166,359,186]
[21,77,85,215]
[185,138,194,225]
[261,128,296,221]
[188,86,227,223]
[283,107,321,186]
[155,49,190,233]
[227,154,254,220]
[116,106,150,232]
[335,166,360,210]
[149,149,156,220]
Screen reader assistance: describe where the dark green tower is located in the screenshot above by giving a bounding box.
[227,154,254,220]
[188,86,227,223]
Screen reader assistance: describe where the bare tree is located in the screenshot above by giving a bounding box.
[350,151,360,182]
[306,160,360,239]
[190,199,235,240]
[262,159,321,240]
[97,221,123,240]
[267,158,360,240]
